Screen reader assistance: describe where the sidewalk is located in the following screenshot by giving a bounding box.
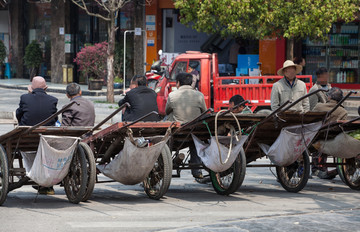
[0,78,123,96]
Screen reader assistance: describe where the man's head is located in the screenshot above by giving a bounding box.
[66,83,81,99]
[130,75,147,89]
[28,76,48,92]
[277,60,302,81]
[229,95,245,113]
[176,72,193,88]
[293,57,306,67]
[316,67,329,84]
[328,87,343,103]
[188,61,199,73]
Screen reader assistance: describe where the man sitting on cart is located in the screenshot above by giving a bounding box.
[118,75,160,122]
[229,95,252,114]
[312,87,348,179]
[62,83,95,126]
[165,72,207,180]
[16,76,58,195]
[270,60,310,113]
[308,67,332,110]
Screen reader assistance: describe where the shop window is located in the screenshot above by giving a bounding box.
[303,22,360,84]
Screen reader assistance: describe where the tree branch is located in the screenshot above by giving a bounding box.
[71,0,111,21]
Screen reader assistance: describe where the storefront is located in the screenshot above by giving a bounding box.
[303,22,360,89]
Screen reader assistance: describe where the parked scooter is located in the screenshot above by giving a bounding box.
[146,60,164,90]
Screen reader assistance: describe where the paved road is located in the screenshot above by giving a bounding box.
[0,162,359,232]
[0,87,359,231]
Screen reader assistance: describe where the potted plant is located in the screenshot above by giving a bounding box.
[74,42,108,90]
[24,40,42,80]
[113,76,123,89]
[0,40,6,79]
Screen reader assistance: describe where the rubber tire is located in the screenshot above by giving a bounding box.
[79,142,96,202]
[210,148,246,195]
[276,151,310,193]
[0,145,9,206]
[339,157,360,190]
[336,157,346,183]
[63,144,88,204]
[143,145,172,200]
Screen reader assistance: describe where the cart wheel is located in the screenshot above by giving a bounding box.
[338,156,360,190]
[336,157,346,183]
[79,142,96,202]
[63,144,88,204]
[0,145,9,206]
[210,148,246,195]
[143,145,172,200]
[276,151,310,193]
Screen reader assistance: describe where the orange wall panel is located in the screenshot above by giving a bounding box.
[259,39,276,75]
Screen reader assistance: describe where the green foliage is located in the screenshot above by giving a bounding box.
[24,40,42,68]
[0,40,6,66]
[174,0,360,41]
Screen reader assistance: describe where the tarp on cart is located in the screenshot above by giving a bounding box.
[192,134,248,173]
[97,134,170,185]
[259,122,322,166]
[313,132,360,158]
[21,135,79,187]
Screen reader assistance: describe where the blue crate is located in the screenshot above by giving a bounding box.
[236,68,248,76]
[237,55,259,69]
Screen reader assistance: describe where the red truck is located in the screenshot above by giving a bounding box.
[151,51,313,116]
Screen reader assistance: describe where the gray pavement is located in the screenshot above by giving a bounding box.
[0,163,359,232]
[0,84,359,231]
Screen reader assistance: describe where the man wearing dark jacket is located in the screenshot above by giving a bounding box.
[62,83,95,126]
[16,76,58,196]
[16,76,58,126]
[118,75,159,121]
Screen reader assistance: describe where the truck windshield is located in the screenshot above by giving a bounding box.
[170,62,187,81]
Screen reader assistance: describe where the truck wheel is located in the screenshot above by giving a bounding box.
[143,145,172,200]
[339,156,360,190]
[64,144,88,204]
[0,145,9,206]
[276,151,310,193]
[79,142,96,202]
[210,149,246,195]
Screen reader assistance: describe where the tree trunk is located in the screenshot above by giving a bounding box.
[133,1,145,76]
[286,38,294,61]
[106,14,116,103]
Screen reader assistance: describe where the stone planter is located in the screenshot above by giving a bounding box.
[114,82,123,89]
[88,79,103,90]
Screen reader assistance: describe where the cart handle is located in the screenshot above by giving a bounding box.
[87,102,130,134]
[23,101,76,135]
[121,111,159,129]
[281,88,329,113]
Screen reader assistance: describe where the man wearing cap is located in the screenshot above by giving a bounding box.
[188,61,200,89]
[309,67,332,110]
[16,76,58,126]
[271,60,310,112]
[62,83,95,126]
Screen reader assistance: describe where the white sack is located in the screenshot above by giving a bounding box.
[192,134,248,173]
[97,137,167,185]
[22,135,79,187]
[258,122,322,166]
[313,132,360,158]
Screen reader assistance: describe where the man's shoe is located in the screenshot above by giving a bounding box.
[38,187,55,195]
